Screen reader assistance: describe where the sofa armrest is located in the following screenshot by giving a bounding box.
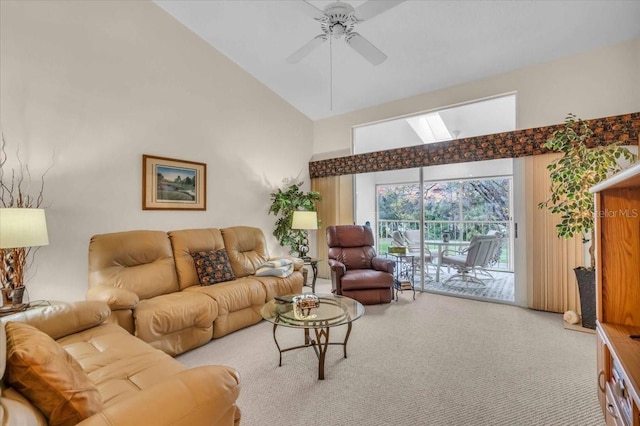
[77,366,241,426]
[372,257,395,274]
[291,257,304,271]
[86,285,139,310]
[2,301,111,340]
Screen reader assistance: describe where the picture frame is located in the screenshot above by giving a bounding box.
[142,155,206,210]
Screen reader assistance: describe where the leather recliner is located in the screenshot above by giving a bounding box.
[326,225,395,305]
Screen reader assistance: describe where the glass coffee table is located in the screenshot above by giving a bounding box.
[260,294,364,380]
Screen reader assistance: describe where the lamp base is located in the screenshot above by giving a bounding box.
[297,247,309,259]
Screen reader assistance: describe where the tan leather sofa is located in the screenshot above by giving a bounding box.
[0,301,241,425]
[87,226,304,356]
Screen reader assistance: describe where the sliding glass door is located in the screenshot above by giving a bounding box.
[352,93,517,304]
[358,160,515,304]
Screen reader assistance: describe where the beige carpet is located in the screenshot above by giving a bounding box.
[177,279,603,426]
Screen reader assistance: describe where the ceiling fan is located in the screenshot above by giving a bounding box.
[287,0,406,66]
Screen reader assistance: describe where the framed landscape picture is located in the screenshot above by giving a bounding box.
[142,155,206,210]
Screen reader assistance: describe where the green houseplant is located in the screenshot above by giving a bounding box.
[268,182,321,257]
[538,113,637,328]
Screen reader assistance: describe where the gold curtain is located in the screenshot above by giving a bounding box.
[527,154,583,314]
[311,175,353,279]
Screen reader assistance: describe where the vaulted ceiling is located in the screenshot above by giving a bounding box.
[154,1,640,120]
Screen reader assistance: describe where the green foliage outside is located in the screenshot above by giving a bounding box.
[377,178,510,241]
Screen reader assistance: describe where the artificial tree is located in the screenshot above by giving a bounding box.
[268,182,321,257]
[538,113,637,328]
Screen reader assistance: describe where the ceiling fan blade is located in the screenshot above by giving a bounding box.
[345,32,387,65]
[286,34,327,63]
[298,0,326,20]
[354,0,406,21]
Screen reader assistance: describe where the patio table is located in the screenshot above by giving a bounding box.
[426,240,470,282]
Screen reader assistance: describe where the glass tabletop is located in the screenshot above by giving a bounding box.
[261,294,364,329]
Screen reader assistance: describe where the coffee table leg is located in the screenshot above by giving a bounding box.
[343,321,353,358]
[272,323,283,366]
[313,327,330,380]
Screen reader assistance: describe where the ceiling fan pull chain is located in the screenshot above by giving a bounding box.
[329,36,333,111]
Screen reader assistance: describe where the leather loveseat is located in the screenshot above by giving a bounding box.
[87,226,304,356]
[0,301,241,425]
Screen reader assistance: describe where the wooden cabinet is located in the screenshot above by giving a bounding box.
[592,162,640,426]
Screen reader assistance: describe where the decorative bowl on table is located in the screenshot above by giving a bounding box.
[292,294,319,319]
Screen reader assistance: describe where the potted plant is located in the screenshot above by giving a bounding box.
[0,135,51,305]
[268,182,321,257]
[538,113,637,328]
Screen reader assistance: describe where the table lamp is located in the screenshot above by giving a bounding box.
[291,211,318,259]
[0,208,49,296]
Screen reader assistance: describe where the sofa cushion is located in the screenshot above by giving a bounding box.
[133,292,217,356]
[192,249,236,285]
[253,272,304,301]
[89,230,179,299]
[341,269,394,290]
[57,322,188,407]
[184,277,266,338]
[4,322,103,426]
[168,228,226,290]
[221,226,270,278]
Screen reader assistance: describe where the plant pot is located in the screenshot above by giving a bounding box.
[1,286,25,306]
[574,267,596,329]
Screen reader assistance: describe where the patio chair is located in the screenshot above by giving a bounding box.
[403,230,422,254]
[477,231,504,278]
[403,229,435,278]
[391,230,408,247]
[440,235,499,288]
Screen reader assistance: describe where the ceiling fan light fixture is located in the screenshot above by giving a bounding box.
[331,23,346,38]
[288,0,405,65]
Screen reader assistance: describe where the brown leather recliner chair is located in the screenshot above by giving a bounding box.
[326,225,395,305]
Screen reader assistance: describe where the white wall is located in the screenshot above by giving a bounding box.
[313,37,640,155]
[0,1,313,302]
[352,94,517,154]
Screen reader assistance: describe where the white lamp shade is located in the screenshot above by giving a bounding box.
[0,208,49,249]
[291,211,318,230]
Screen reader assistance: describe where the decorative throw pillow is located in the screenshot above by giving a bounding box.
[191,249,236,285]
[4,322,103,426]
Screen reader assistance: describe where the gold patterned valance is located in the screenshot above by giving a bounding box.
[309,112,640,179]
